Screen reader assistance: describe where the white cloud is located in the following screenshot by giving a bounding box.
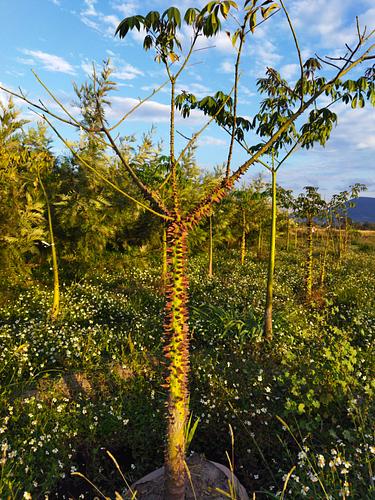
[141,83,169,94]
[20,49,76,75]
[198,135,226,146]
[102,14,121,31]
[130,27,148,43]
[82,0,97,17]
[80,16,100,30]
[276,97,375,196]
[17,57,35,65]
[220,61,233,74]
[333,105,375,152]
[247,38,283,77]
[358,7,375,35]
[213,31,236,54]
[279,63,299,80]
[239,84,255,97]
[81,61,95,75]
[112,2,139,17]
[107,96,171,123]
[107,96,204,124]
[288,0,372,49]
[357,136,375,150]
[0,82,10,105]
[81,58,143,81]
[80,0,120,37]
[255,39,283,66]
[176,82,211,98]
[113,63,144,80]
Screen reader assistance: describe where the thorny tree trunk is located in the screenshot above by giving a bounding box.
[305,218,314,301]
[164,221,190,500]
[263,169,277,340]
[162,227,168,289]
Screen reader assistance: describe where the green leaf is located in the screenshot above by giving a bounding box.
[115,15,145,38]
[231,29,240,46]
[344,79,356,92]
[162,6,181,27]
[143,35,153,50]
[202,1,218,15]
[184,7,198,25]
[358,76,368,91]
[145,11,160,29]
[249,10,257,32]
[261,3,279,19]
[203,11,221,36]
[220,1,238,18]
[115,18,131,38]
[245,0,256,9]
[210,11,218,28]
[220,2,229,17]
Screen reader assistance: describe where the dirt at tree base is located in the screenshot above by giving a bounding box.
[125,452,249,499]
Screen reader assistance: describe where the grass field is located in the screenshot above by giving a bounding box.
[1,233,374,499]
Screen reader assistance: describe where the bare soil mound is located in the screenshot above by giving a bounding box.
[125,452,249,499]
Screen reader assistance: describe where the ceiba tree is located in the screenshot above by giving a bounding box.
[293,186,326,301]
[2,1,374,498]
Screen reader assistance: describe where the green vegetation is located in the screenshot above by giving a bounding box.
[1,237,374,498]
[0,1,374,498]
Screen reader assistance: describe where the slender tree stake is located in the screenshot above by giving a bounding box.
[208,213,213,277]
[241,207,246,265]
[263,157,277,340]
[38,172,60,321]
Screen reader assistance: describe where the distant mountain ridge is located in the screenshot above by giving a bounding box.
[347,197,375,223]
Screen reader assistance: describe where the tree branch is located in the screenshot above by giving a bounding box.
[279,0,304,105]
[39,112,172,221]
[225,23,246,179]
[108,78,169,131]
[185,42,375,227]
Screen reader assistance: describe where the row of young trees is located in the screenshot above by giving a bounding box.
[1,1,374,497]
[0,96,365,296]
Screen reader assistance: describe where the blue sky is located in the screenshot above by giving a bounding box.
[1,0,374,197]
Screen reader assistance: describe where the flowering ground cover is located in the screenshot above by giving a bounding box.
[0,240,374,499]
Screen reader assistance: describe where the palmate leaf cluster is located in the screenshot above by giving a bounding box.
[115,2,238,64]
[115,1,278,68]
[175,54,375,154]
[293,186,327,222]
[329,183,367,223]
